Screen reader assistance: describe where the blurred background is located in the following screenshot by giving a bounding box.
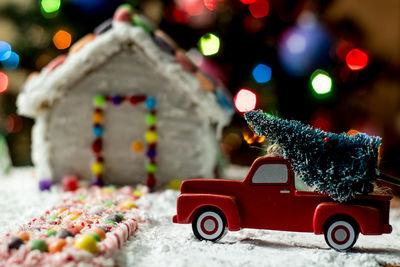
[0,0,399,178]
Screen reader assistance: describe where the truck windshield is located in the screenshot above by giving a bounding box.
[252,164,288,184]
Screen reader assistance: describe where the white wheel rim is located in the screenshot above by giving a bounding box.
[327,221,355,250]
[197,211,224,240]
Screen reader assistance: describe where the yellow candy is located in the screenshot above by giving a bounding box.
[91,162,104,175]
[132,190,142,197]
[92,112,103,124]
[131,141,144,153]
[144,131,157,143]
[67,214,79,221]
[122,201,136,209]
[74,234,98,254]
[169,179,183,191]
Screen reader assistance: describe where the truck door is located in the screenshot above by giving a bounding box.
[244,160,295,231]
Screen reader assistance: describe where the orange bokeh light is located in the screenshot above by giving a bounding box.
[53,30,72,50]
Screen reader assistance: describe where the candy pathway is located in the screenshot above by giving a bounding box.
[0,168,146,266]
[1,168,400,267]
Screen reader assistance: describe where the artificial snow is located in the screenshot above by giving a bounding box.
[1,168,400,267]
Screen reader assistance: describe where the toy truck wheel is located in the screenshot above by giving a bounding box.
[192,208,227,242]
[324,218,359,252]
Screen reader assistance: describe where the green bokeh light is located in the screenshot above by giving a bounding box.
[41,0,61,14]
[198,33,220,56]
[310,69,332,95]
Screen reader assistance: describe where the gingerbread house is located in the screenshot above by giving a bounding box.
[17,6,233,187]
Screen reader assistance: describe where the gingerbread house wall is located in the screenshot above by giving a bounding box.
[38,45,219,185]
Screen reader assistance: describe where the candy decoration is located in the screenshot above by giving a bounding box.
[111,95,124,105]
[91,162,104,175]
[175,50,197,73]
[92,138,102,154]
[145,97,157,109]
[146,163,157,173]
[90,228,106,240]
[105,214,123,223]
[56,229,75,239]
[48,216,61,221]
[121,201,136,209]
[144,131,157,143]
[15,232,30,242]
[93,125,103,137]
[131,141,144,153]
[128,95,146,104]
[93,95,106,108]
[132,14,154,34]
[145,114,157,126]
[39,179,52,191]
[74,234,98,254]
[90,233,101,242]
[196,71,216,92]
[29,239,48,252]
[69,34,96,54]
[114,9,132,23]
[154,30,177,55]
[46,230,57,236]
[146,174,156,189]
[94,18,113,35]
[46,55,67,71]
[146,148,156,159]
[62,175,79,191]
[8,237,24,250]
[48,239,67,254]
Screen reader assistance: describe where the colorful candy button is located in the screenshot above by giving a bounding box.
[15,232,30,242]
[145,97,157,109]
[56,229,75,239]
[145,131,157,143]
[62,175,79,192]
[145,114,157,126]
[113,8,132,23]
[93,95,106,108]
[39,179,52,191]
[90,228,106,240]
[105,214,123,223]
[92,112,103,124]
[74,234,98,254]
[29,239,47,252]
[131,141,144,153]
[69,34,96,54]
[93,125,103,137]
[46,230,57,236]
[48,239,67,254]
[8,237,24,250]
[91,162,104,175]
[146,163,157,173]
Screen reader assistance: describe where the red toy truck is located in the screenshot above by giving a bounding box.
[173,157,392,251]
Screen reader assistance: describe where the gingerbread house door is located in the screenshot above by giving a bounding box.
[90,93,157,188]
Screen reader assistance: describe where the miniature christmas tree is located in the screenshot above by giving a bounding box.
[244,110,381,202]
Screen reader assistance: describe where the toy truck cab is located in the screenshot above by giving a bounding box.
[173,156,392,251]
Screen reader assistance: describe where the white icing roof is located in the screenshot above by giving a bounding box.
[17,21,232,130]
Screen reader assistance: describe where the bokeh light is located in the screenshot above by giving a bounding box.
[0,41,11,61]
[184,0,204,16]
[310,70,332,95]
[286,33,306,54]
[203,0,216,11]
[40,0,61,14]
[240,0,256,5]
[346,48,368,71]
[4,114,23,133]
[53,30,72,50]
[249,0,269,18]
[234,89,257,113]
[1,52,19,69]
[199,33,220,56]
[252,63,272,83]
[0,72,9,94]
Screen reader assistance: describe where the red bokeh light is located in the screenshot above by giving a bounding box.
[346,49,368,71]
[240,0,256,4]
[0,71,9,94]
[234,89,257,113]
[184,0,204,16]
[249,0,269,18]
[204,0,216,10]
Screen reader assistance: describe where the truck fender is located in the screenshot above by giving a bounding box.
[176,193,241,231]
[313,202,383,235]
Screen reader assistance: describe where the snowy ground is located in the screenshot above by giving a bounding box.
[1,168,400,267]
